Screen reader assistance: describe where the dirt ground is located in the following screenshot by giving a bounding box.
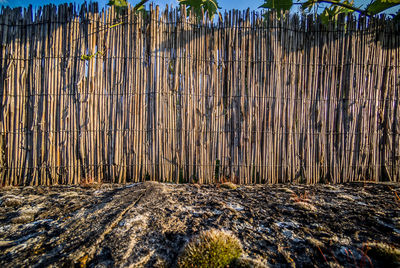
[0,181,400,267]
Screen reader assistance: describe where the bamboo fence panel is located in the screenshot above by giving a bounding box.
[0,3,399,185]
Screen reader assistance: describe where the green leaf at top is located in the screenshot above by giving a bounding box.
[107,0,128,17]
[319,9,331,25]
[317,1,356,26]
[178,0,221,19]
[366,0,400,16]
[259,0,293,13]
[107,0,128,8]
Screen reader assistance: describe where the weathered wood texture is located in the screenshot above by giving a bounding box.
[0,3,399,185]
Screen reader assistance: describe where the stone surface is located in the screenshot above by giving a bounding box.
[0,181,400,267]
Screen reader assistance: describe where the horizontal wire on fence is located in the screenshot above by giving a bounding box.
[1,163,397,170]
[1,129,399,135]
[2,55,399,68]
[2,91,399,103]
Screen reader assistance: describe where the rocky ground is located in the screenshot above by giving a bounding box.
[0,181,400,267]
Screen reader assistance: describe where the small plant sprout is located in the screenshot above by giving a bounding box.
[290,191,317,211]
[79,177,100,188]
[177,229,243,268]
[80,50,104,62]
[290,191,310,203]
[388,186,400,205]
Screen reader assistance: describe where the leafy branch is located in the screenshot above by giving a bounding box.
[259,0,400,24]
[302,0,368,15]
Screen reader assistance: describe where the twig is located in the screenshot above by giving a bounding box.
[315,0,371,16]
[317,245,329,264]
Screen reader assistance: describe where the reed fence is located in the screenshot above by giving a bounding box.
[0,3,399,185]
